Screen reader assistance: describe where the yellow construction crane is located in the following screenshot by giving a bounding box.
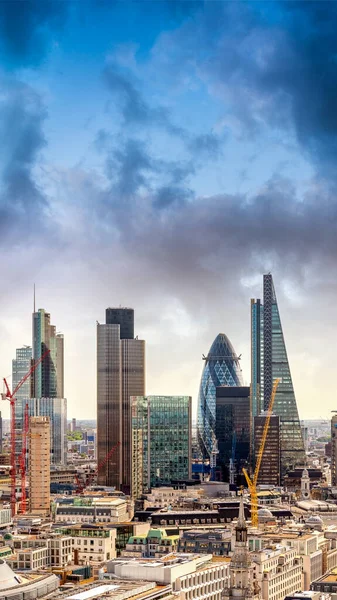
[242,378,280,527]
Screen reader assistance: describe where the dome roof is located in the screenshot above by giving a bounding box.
[305,515,323,527]
[258,508,273,518]
[0,559,22,591]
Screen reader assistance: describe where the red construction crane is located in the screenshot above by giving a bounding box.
[74,441,121,494]
[2,349,50,516]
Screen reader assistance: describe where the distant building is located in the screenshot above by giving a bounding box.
[254,414,281,486]
[251,274,305,476]
[331,414,337,486]
[179,528,231,556]
[197,333,243,460]
[97,308,145,492]
[12,346,32,462]
[26,398,67,464]
[216,386,250,483]
[32,308,64,398]
[131,395,192,497]
[29,416,50,516]
[122,528,179,558]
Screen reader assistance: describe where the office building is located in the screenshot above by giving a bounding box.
[106,308,134,339]
[97,308,145,491]
[197,333,243,460]
[215,386,250,483]
[32,308,64,398]
[25,397,67,464]
[29,416,50,516]
[331,414,337,486]
[12,346,32,461]
[131,395,192,497]
[251,274,305,476]
[254,414,281,486]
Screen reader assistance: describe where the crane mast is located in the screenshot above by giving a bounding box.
[242,378,280,527]
[2,349,50,516]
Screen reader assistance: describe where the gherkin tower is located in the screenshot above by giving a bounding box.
[197,333,243,459]
[251,274,305,476]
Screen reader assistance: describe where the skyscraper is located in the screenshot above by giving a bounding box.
[251,274,305,475]
[32,309,64,398]
[97,308,145,491]
[12,346,32,462]
[215,386,250,483]
[331,414,337,486]
[254,414,280,486]
[197,333,243,459]
[29,416,50,516]
[131,395,192,498]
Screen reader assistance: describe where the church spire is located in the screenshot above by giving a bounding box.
[235,495,248,545]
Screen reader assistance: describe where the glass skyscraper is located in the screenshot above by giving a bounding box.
[26,397,67,464]
[131,395,192,498]
[12,346,33,462]
[32,309,64,398]
[197,333,243,459]
[251,274,305,475]
[97,308,145,492]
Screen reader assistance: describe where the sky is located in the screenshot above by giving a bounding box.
[1,0,337,421]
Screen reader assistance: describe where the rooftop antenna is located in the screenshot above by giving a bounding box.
[33,283,36,313]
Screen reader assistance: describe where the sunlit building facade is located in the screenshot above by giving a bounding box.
[251,274,305,476]
[197,333,243,459]
[97,308,145,492]
[131,395,192,498]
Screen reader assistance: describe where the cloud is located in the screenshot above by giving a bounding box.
[0,0,67,67]
[0,77,49,237]
[150,1,337,171]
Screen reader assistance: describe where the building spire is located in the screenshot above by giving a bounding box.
[34,283,36,313]
[237,493,246,528]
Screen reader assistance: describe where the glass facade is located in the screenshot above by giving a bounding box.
[131,395,192,497]
[26,397,67,464]
[32,309,64,398]
[96,310,145,491]
[197,333,243,459]
[251,274,305,476]
[215,387,250,483]
[12,346,32,463]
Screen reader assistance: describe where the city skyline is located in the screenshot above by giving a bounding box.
[0,279,334,422]
[1,2,337,421]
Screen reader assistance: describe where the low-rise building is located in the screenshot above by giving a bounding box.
[251,545,303,600]
[57,524,116,564]
[122,528,179,558]
[55,497,129,523]
[178,529,231,556]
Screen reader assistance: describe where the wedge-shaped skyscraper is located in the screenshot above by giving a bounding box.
[251,274,305,475]
[197,333,243,459]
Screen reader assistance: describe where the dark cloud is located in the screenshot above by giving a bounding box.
[0,0,67,67]
[0,78,48,235]
[156,1,337,170]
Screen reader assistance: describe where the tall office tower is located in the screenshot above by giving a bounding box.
[131,396,192,498]
[0,411,2,453]
[97,308,145,491]
[254,414,281,486]
[251,274,305,476]
[26,398,67,464]
[331,415,337,486]
[215,387,250,483]
[197,333,243,460]
[12,346,33,463]
[106,308,134,339]
[32,308,64,398]
[29,416,50,515]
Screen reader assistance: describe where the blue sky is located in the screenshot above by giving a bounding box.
[1,1,337,420]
